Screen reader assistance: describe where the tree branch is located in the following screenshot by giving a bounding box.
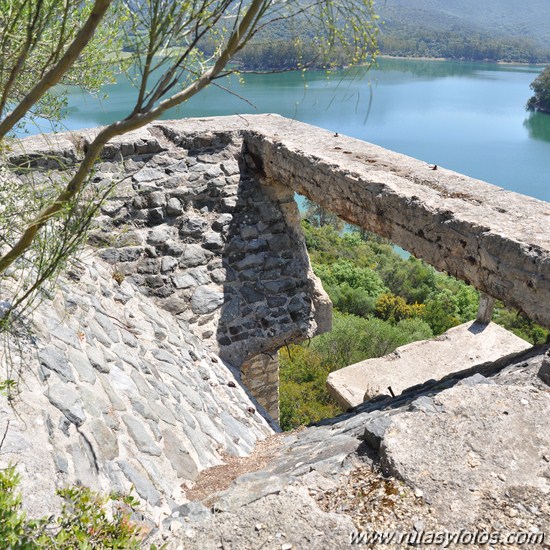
[0,0,113,139]
[0,0,269,275]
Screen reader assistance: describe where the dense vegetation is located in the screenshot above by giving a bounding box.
[379,28,550,64]
[527,66,550,113]
[0,465,149,549]
[377,0,550,63]
[229,0,550,70]
[279,211,547,431]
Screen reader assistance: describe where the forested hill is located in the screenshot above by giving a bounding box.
[377,0,550,46]
[376,0,550,62]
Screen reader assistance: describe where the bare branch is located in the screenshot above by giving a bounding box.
[0,0,113,139]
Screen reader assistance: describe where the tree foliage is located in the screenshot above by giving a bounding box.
[279,215,548,430]
[527,65,550,114]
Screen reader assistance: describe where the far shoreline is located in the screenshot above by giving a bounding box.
[378,53,547,67]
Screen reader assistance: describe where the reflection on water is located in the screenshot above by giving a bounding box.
[524,111,550,143]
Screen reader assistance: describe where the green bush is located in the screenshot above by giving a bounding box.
[279,313,434,430]
[326,283,376,318]
[493,306,548,345]
[0,466,148,549]
[279,344,342,431]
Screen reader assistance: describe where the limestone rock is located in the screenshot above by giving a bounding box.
[47,383,86,426]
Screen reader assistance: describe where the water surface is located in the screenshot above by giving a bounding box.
[27,58,550,202]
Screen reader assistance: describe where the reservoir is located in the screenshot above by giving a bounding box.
[29,58,550,202]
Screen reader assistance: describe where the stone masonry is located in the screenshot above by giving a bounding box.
[0,259,274,522]
[4,115,550,537]
[8,121,333,420]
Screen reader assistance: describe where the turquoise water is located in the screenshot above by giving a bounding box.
[27,58,550,202]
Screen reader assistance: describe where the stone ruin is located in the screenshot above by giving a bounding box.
[1,114,549,548]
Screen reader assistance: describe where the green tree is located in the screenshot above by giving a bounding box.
[303,198,344,230]
[527,65,550,113]
[0,0,379,319]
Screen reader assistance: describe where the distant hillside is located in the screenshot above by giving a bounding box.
[376,0,550,62]
[377,0,550,46]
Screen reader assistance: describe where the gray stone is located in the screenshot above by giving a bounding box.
[87,319,112,347]
[212,213,233,231]
[205,165,223,178]
[151,348,176,364]
[94,312,120,343]
[130,397,159,422]
[122,414,162,456]
[69,437,100,489]
[109,366,140,396]
[53,452,69,474]
[67,348,96,384]
[180,244,212,268]
[133,167,165,182]
[162,429,199,480]
[118,460,162,506]
[173,501,211,523]
[90,418,119,461]
[172,273,196,289]
[191,286,224,314]
[98,374,127,411]
[50,324,81,348]
[147,396,178,425]
[361,416,394,450]
[212,472,288,512]
[408,396,442,415]
[380,384,550,528]
[203,231,224,250]
[457,373,495,387]
[166,197,183,216]
[240,226,259,240]
[179,217,207,238]
[236,254,264,270]
[537,355,550,386]
[38,347,76,383]
[80,386,107,417]
[148,227,173,245]
[87,346,110,373]
[148,191,166,208]
[160,256,179,272]
[47,383,86,426]
[0,429,32,453]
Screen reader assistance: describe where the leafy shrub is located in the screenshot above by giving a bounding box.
[279,345,342,431]
[493,306,548,344]
[527,65,550,113]
[375,293,425,323]
[279,313,434,430]
[0,466,147,549]
[326,283,376,318]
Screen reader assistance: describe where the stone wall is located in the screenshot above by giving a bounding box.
[8,122,332,420]
[4,114,550,537]
[9,113,550,419]
[9,113,550,422]
[241,115,550,329]
[12,114,550,337]
[0,259,273,521]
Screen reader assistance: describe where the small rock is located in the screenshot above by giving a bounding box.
[47,383,86,427]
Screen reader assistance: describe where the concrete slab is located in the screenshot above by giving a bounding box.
[326,321,532,408]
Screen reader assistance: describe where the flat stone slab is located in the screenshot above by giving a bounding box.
[381,383,550,529]
[327,321,531,408]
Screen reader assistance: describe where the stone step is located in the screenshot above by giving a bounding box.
[326,321,532,409]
